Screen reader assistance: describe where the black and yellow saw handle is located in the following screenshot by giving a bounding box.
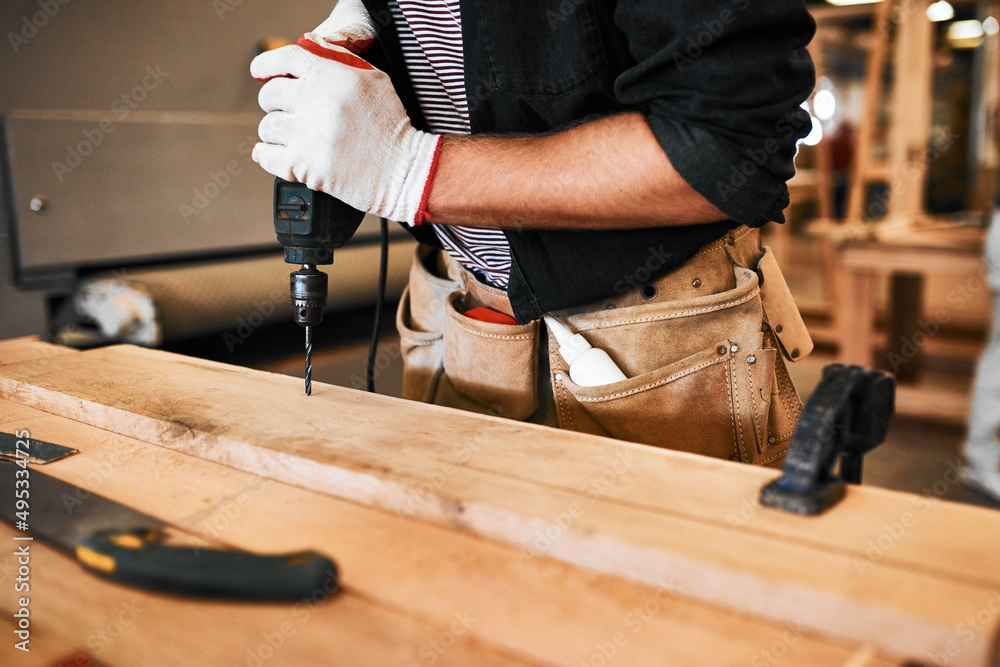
[75,531,338,601]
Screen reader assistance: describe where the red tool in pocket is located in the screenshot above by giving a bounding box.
[463,306,519,326]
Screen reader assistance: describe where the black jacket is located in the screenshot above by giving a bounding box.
[360,0,816,322]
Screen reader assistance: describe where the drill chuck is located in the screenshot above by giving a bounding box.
[290,265,328,327]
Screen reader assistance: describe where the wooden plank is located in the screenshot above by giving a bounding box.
[845,0,893,221]
[0,524,531,667]
[888,0,933,220]
[1,346,998,666]
[841,244,984,276]
[895,383,973,424]
[839,267,877,366]
[0,399,902,667]
[0,336,76,366]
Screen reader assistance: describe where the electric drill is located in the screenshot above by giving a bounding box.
[272,178,365,395]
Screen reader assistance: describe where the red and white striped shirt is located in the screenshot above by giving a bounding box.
[389,0,512,288]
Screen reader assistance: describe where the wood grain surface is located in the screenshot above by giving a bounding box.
[0,397,904,667]
[1,341,996,665]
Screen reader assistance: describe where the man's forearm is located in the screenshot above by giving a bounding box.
[425,113,728,230]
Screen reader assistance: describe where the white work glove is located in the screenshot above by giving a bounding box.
[312,0,376,53]
[251,33,442,226]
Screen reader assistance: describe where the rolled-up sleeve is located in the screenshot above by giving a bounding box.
[613,0,816,226]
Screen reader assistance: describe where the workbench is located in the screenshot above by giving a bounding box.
[0,336,998,666]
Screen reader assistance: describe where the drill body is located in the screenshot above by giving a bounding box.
[273,178,366,393]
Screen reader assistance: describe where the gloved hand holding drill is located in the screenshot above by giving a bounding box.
[250,0,442,227]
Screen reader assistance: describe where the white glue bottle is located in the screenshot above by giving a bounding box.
[544,315,628,387]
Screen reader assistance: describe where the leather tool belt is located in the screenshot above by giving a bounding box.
[396,227,811,467]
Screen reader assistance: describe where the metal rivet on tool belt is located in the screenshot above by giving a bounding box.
[642,285,658,300]
[554,372,564,382]
[730,344,739,353]
[29,196,45,212]
[768,436,777,446]
[774,324,783,334]
[747,355,756,365]
[761,322,770,332]
[727,236,735,245]
[791,349,800,359]
[692,278,702,288]
[717,346,728,355]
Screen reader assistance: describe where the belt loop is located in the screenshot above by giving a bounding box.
[724,227,762,272]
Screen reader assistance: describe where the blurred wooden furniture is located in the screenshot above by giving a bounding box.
[837,222,987,423]
[844,0,934,224]
[812,0,994,417]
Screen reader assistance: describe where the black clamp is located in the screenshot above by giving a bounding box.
[760,364,895,516]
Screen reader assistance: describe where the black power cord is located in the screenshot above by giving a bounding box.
[366,217,390,393]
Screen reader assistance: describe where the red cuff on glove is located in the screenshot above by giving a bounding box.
[296,34,374,70]
[414,136,444,226]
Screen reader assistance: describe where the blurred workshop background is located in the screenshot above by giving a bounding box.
[1,1,998,507]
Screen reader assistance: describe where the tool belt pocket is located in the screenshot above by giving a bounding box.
[549,266,795,466]
[396,248,461,403]
[553,335,786,466]
[397,285,446,403]
[442,290,540,420]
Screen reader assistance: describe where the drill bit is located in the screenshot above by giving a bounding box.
[289,264,326,397]
[305,324,313,396]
